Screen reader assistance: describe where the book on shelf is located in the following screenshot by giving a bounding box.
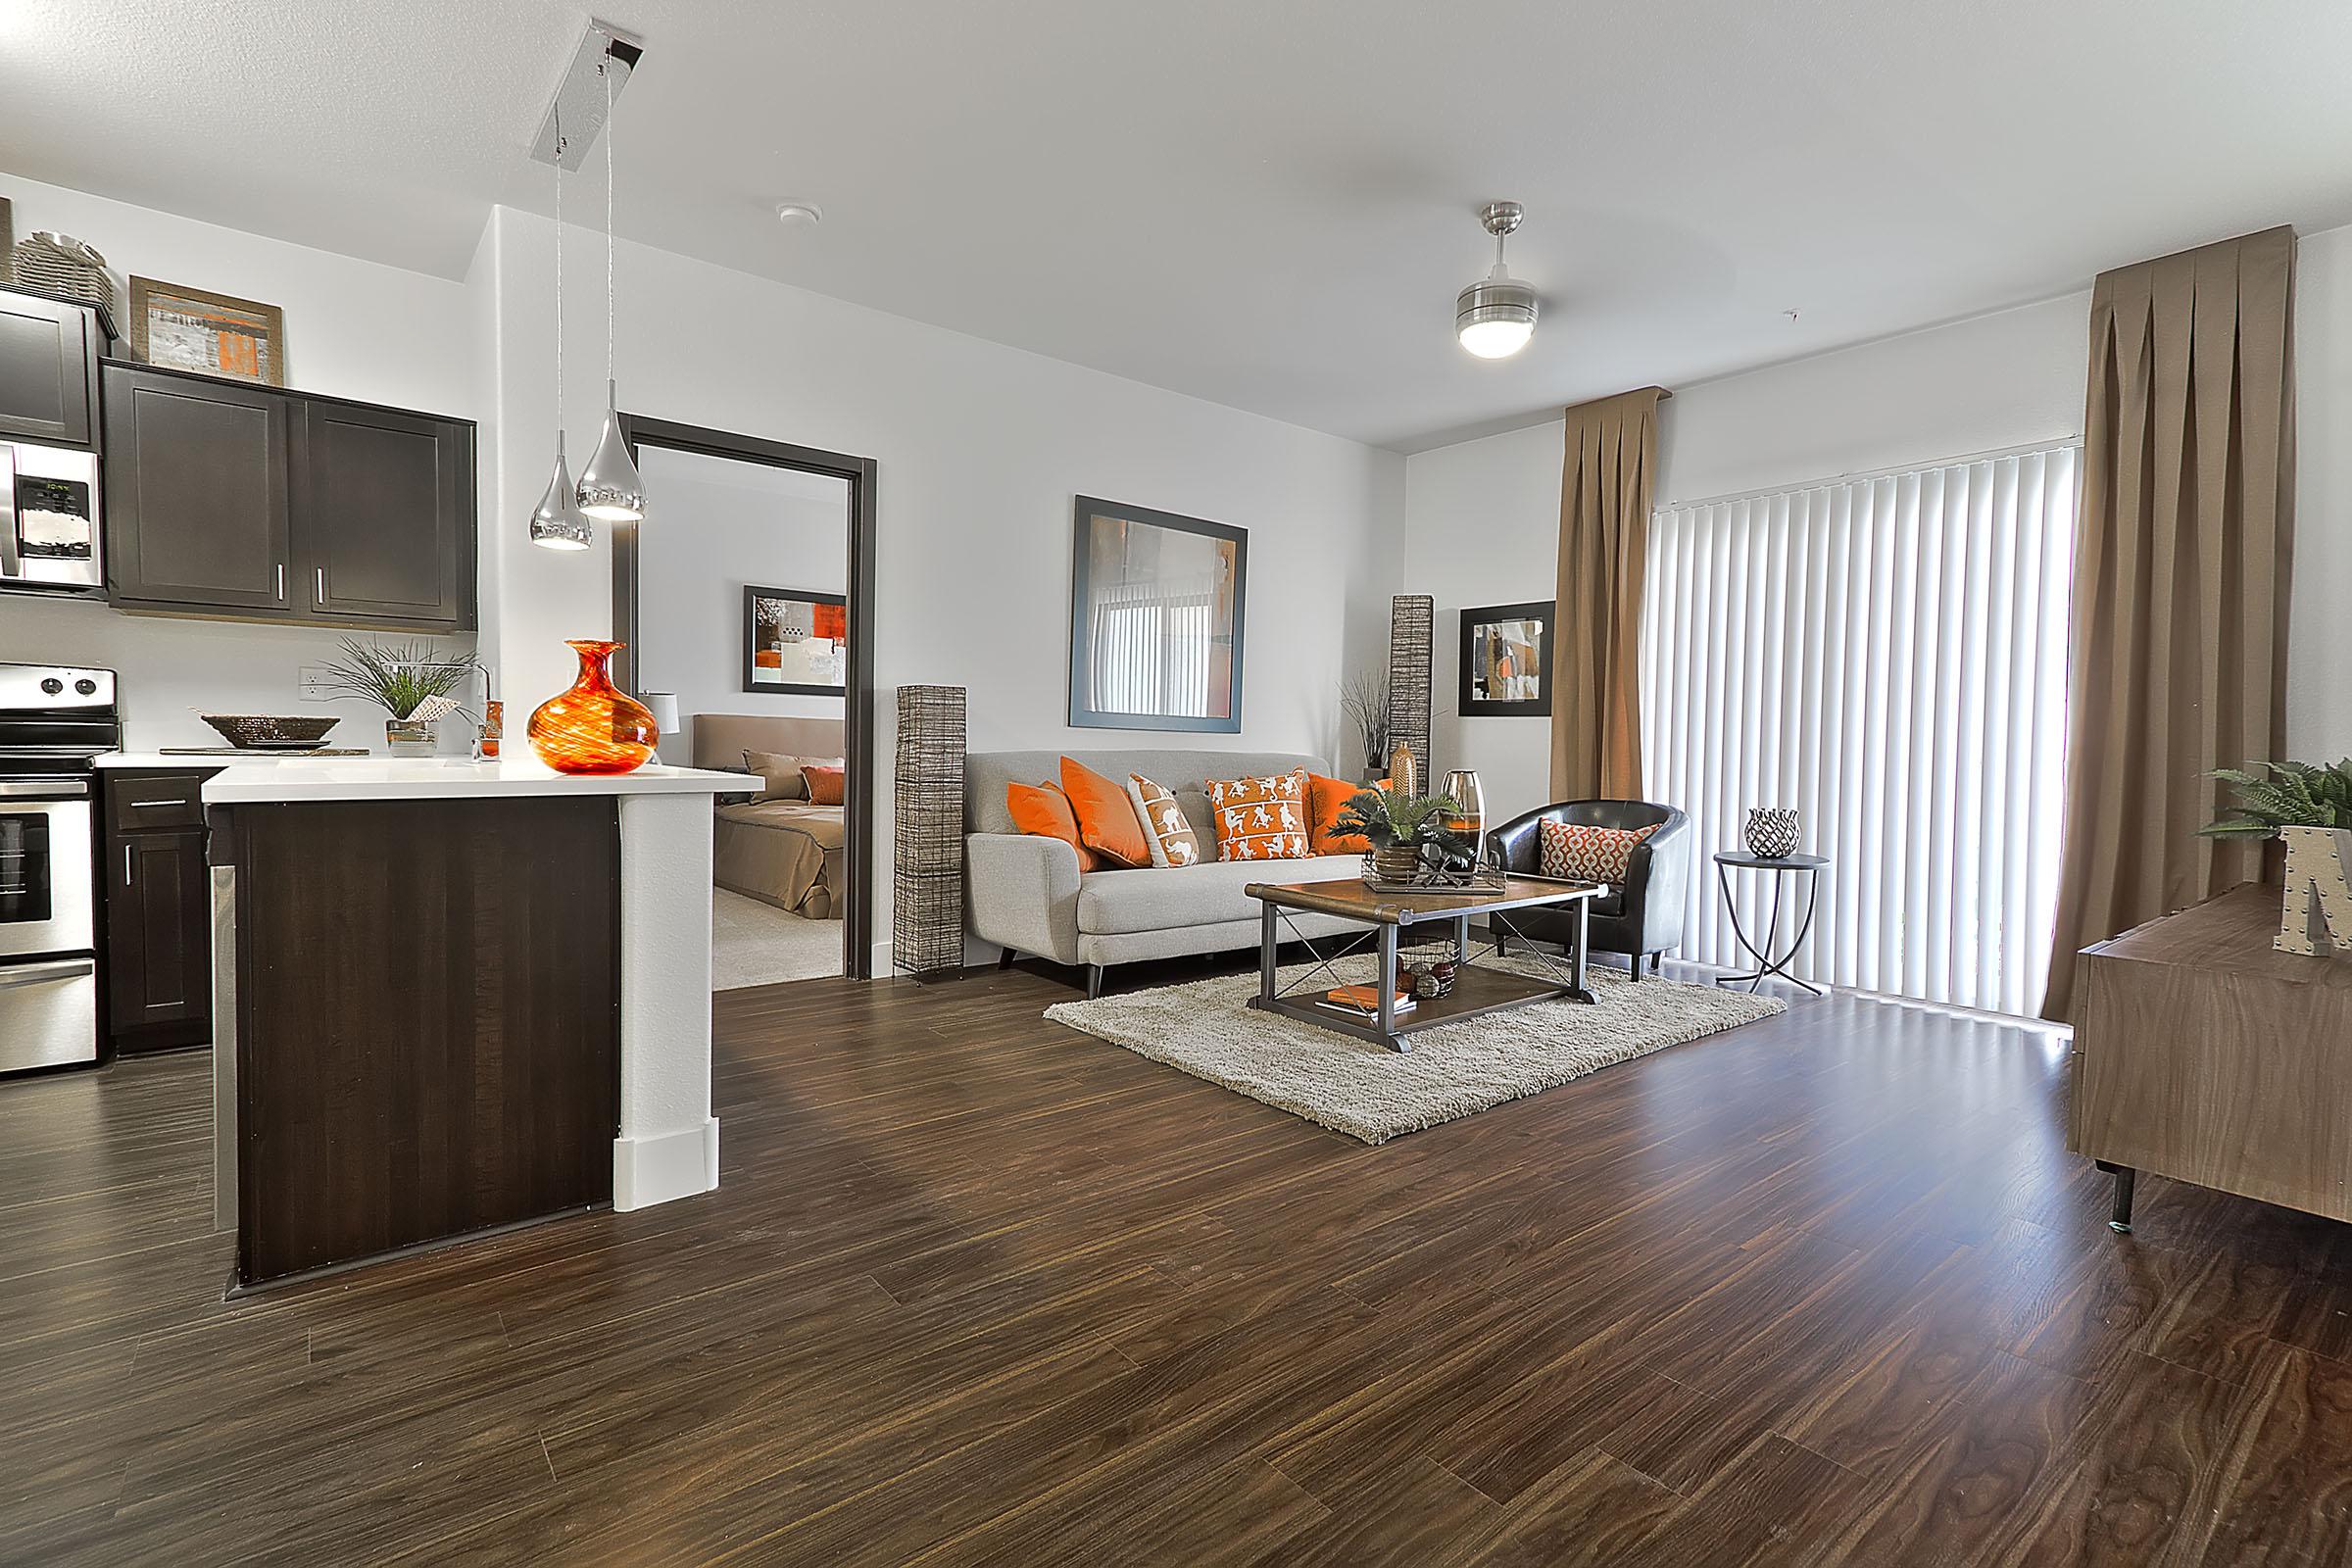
[1317,984,1415,1018]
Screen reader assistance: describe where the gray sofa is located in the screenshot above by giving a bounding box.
[965,748,1369,996]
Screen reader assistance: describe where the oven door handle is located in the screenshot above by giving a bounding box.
[0,444,20,579]
[0,957,95,990]
[0,778,89,799]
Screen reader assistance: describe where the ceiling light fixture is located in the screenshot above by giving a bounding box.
[775,202,822,227]
[575,31,646,524]
[529,104,594,552]
[1456,201,1538,359]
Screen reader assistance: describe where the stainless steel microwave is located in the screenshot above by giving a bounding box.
[0,439,101,594]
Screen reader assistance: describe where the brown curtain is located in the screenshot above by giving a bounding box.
[1551,387,1662,802]
[2041,226,2296,1020]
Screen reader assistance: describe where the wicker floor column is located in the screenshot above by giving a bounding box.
[1388,595,1434,790]
[892,685,967,978]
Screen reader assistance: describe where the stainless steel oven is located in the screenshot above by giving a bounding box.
[0,662,115,1074]
[0,440,103,595]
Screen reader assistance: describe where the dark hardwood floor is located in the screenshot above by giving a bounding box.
[4,958,2349,1565]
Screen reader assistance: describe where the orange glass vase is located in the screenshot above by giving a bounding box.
[527,639,660,775]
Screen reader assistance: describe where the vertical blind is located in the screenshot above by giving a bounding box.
[1639,445,2080,1014]
[1091,577,1215,718]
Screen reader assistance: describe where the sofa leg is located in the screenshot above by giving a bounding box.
[1650,951,1663,974]
[1625,955,1640,983]
[998,948,1017,971]
[1086,964,1105,1001]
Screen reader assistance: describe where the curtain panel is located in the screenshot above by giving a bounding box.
[2041,226,2297,1020]
[1551,387,1662,801]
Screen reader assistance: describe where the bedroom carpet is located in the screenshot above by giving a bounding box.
[1044,956,1787,1143]
[712,888,842,989]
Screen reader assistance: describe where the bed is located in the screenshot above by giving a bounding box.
[690,713,848,920]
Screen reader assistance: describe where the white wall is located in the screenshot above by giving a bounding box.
[477,208,1405,968]
[1402,233,2352,822]
[0,172,482,749]
[633,447,850,764]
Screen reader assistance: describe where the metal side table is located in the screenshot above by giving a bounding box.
[1712,851,1828,995]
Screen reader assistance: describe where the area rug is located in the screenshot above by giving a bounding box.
[1043,956,1787,1143]
[712,888,842,990]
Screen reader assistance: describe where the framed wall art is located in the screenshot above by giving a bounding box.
[1068,496,1247,733]
[1458,600,1552,716]
[128,275,286,385]
[742,584,849,696]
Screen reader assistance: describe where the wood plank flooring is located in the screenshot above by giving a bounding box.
[4,958,2351,1565]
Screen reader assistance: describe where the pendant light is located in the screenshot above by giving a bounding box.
[575,35,646,523]
[1456,201,1538,359]
[530,104,594,551]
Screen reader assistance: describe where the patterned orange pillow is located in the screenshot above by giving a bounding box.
[1122,773,1202,867]
[1205,769,1310,861]
[1306,773,1377,855]
[1537,818,1658,885]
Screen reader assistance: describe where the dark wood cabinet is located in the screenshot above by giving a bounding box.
[100,361,475,630]
[0,289,103,448]
[102,367,294,613]
[295,400,470,625]
[102,769,217,1054]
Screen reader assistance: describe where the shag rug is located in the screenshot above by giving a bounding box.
[1043,955,1787,1144]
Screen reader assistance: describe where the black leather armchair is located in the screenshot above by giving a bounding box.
[1485,800,1690,978]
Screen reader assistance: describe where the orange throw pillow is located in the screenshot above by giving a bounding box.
[803,764,847,807]
[1307,773,1376,855]
[1005,781,1100,870]
[1205,769,1310,861]
[1059,758,1151,868]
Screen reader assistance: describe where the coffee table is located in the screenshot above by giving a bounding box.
[1243,874,1605,1052]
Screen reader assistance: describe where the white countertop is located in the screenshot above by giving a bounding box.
[195,757,743,804]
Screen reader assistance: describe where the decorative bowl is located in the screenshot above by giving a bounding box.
[197,713,342,751]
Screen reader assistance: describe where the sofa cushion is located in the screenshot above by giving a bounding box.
[1205,769,1311,862]
[1307,772,1377,855]
[1538,818,1656,883]
[965,750,1328,837]
[1077,855,1365,936]
[1123,772,1203,867]
[1006,781,1100,871]
[1061,757,1152,868]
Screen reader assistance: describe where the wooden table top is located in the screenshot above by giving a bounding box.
[2085,881,2352,990]
[1244,873,1603,926]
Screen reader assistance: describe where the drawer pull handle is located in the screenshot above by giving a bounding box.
[128,799,181,808]
[124,844,133,885]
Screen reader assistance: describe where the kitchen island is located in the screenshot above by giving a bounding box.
[203,757,739,1289]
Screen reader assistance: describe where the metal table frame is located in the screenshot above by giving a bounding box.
[1712,851,1829,996]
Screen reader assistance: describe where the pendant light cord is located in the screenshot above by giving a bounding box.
[604,40,615,385]
[553,103,564,443]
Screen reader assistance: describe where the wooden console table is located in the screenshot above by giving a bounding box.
[2072,882,2352,1233]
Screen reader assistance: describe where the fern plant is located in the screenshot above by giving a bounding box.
[2201,759,2352,838]
[1332,786,1462,850]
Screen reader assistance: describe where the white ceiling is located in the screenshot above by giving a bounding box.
[7,0,2351,451]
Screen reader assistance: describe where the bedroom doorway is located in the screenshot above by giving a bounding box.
[610,417,878,983]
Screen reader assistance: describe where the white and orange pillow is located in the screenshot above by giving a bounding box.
[1122,773,1203,867]
[1537,818,1658,885]
[1205,769,1311,862]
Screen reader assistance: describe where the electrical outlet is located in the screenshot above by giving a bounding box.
[298,665,337,702]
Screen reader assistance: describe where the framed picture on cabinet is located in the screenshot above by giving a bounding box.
[742,584,849,695]
[128,275,287,386]
[1067,496,1247,733]
[1458,600,1552,716]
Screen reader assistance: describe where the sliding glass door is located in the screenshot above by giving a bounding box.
[1639,445,2079,1014]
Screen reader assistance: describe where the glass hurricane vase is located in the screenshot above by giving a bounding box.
[527,639,660,775]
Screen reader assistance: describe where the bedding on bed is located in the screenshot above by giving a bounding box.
[714,798,846,919]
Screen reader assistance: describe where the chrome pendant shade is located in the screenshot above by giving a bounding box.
[530,437,593,551]
[575,380,644,522]
[1456,201,1538,359]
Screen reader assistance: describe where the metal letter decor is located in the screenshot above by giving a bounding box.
[2277,825,2352,956]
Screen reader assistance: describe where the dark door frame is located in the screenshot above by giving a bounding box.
[612,415,878,982]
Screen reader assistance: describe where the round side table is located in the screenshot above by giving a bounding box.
[1712,852,1829,996]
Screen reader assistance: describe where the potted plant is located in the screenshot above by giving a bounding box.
[1339,669,1391,784]
[1332,784,1464,883]
[319,638,480,756]
[2203,759,2352,953]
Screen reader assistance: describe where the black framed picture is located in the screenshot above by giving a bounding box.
[742,584,849,695]
[1458,600,1552,716]
[1068,496,1247,733]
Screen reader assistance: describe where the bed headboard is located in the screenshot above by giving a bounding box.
[690,713,847,772]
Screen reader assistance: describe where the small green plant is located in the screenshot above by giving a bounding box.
[318,638,478,721]
[1332,785,1463,850]
[2201,759,2352,838]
